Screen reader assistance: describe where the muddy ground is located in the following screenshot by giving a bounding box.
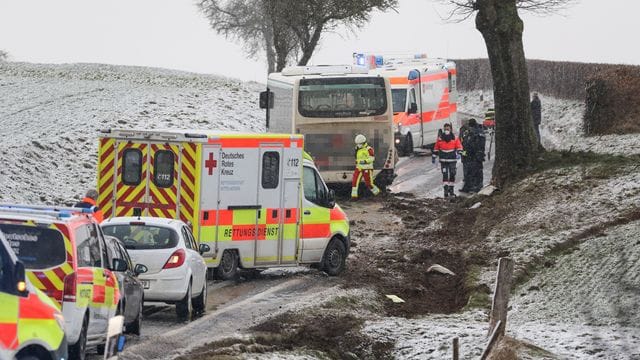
[177,193,493,359]
[176,151,640,360]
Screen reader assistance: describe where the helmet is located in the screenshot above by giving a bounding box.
[355,134,366,145]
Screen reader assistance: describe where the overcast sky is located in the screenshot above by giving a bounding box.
[0,0,636,82]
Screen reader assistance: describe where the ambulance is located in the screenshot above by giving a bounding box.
[0,230,67,360]
[0,205,122,360]
[96,129,350,279]
[355,53,459,156]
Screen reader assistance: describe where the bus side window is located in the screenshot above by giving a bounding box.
[448,72,453,93]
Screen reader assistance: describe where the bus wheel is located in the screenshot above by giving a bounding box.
[216,250,238,280]
[322,239,346,276]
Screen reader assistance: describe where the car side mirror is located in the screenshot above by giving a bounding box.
[14,261,28,297]
[199,243,211,255]
[408,103,418,114]
[327,189,336,208]
[134,264,148,276]
[112,258,128,272]
[259,90,273,109]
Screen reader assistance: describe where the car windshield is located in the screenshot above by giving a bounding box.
[391,88,407,113]
[102,224,179,250]
[0,224,67,269]
[298,77,387,118]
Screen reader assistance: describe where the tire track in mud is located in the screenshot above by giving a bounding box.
[120,274,332,360]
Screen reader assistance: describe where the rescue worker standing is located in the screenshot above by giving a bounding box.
[459,118,486,193]
[351,134,381,199]
[432,123,463,198]
[74,189,104,223]
[531,92,542,144]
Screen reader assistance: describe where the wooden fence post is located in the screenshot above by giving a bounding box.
[452,337,459,360]
[488,257,514,337]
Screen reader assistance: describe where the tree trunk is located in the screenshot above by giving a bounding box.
[263,26,276,74]
[297,24,323,66]
[475,0,538,188]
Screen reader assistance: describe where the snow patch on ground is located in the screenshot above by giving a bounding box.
[0,62,265,205]
[363,310,489,359]
[458,90,640,155]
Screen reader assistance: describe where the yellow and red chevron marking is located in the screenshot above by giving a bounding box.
[24,222,75,309]
[148,143,179,219]
[180,142,197,226]
[115,142,148,217]
[97,137,116,218]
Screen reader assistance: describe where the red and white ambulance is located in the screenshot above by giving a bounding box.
[355,53,459,156]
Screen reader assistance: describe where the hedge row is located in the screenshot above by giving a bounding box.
[454,58,640,101]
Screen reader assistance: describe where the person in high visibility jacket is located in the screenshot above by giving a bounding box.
[74,189,104,223]
[432,123,463,198]
[351,134,380,199]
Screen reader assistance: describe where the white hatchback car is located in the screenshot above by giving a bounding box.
[101,217,209,320]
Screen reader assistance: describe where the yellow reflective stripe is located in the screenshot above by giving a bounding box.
[93,269,106,286]
[233,210,257,224]
[43,270,63,290]
[303,207,330,224]
[0,293,18,322]
[17,318,64,349]
[283,224,297,239]
[26,272,45,292]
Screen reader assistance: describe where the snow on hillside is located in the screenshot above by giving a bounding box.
[458,90,640,155]
[0,62,266,205]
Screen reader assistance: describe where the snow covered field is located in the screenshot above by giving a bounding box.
[0,62,265,204]
[458,90,640,155]
[1,63,639,359]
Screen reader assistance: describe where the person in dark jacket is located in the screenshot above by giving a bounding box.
[459,119,486,193]
[432,123,463,198]
[74,189,104,223]
[531,92,542,144]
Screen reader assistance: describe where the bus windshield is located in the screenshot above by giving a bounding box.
[298,77,387,118]
[391,88,407,113]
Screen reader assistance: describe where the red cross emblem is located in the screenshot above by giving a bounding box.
[205,152,217,175]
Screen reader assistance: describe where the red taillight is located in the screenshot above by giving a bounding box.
[163,249,186,269]
[63,272,77,302]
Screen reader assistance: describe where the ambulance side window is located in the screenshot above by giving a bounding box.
[123,149,143,186]
[303,166,329,206]
[154,150,175,188]
[261,152,280,189]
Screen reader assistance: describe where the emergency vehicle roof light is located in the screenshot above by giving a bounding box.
[0,204,93,219]
[184,133,207,139]
[99,129,112,134]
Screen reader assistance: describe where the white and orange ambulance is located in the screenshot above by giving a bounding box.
[355,53,459,156]
[96,130,350,279]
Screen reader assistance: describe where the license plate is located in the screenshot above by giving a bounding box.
[141,280,150,289]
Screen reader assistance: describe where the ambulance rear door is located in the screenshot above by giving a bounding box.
[147,142,181,219]
[113,140,181,218]
[113,140,149,217]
